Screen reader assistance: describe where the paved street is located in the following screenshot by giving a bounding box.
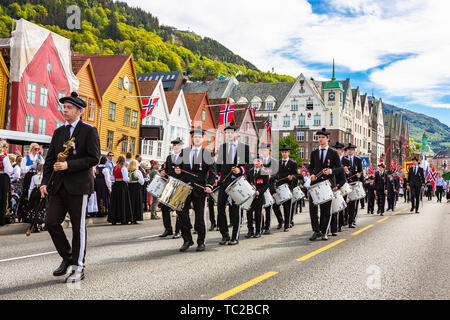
[0,200,449,300]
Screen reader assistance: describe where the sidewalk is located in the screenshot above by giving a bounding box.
[0,211,159,236]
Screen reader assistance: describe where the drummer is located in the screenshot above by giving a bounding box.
[330,141,348,235]
[159,138,183,239]
[307,128,340,241]
[259,143,280,233]
[272,145,298,232]
[344,143,363,228]
[244,157,270,238]
[172,126,216,252]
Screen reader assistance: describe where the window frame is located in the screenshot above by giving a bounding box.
[109,102,116,121]
[26,81,37,105]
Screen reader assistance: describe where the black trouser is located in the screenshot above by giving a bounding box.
[296,199,302,213]
[387,192,396,210]
[367,193,375,213]
[218,188,241,241]
[436,186,444,202]
[208,196,216,226]
[45,186,88,272]
[247,200,263,235]
[179,194,206,245]
[404,190,409,202]
[347,200,358,226]
[309,195,332,235]
[360,197,365,208]
[376,191,386,213]
[261,206,272,230]
[161,204,181,234]
[410,186,421,210]
[273,199,293,230]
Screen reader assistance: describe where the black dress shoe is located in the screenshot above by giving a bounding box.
[209,224,216,231]
[219,236,230,245]
[410,207,414,212]
[245,232,254,238]
[196,244,205,252]
[416,210,419,213]
[349,225,356,228]
[228,239,239,245]
[309,232,321,241]
[53,260,71,277]
[179,241,194,252]
[380,213,384,216]
[65,269,84,283]
[331,233,338,236]
[338,227,342,232]
[322,234,328,240]
[253,233,261,238]
[277,223,283,229]
[172,232,181,239]
[284,228,289,232]
[263,229,271,235]
[159,230,173,238]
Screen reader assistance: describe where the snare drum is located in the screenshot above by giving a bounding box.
[240,194,255,211]
[210,187,219,204]
[347,181,366,201]
[340,182,352,197]
[159,176,192,211]
[292,186,305,202]
[273,184,292,205]
[331,191,347,214]
[263,190,274,208]
[225,176,255,205]
[146,175,168,198]
[308,180,333,205]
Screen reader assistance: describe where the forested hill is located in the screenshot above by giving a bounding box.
[383,103,450,153]
[0,0,293,82]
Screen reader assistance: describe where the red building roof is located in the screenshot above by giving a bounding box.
[138,80,159,97]
[165,90,180,113]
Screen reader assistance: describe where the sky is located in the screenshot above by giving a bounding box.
[125,0,450,126]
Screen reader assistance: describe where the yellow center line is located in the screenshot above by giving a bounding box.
[210,271,279,300]
[377,217,390,223]
[296,239,347,261]
[352,224,374,235]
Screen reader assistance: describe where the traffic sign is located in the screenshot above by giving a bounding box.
[361,157,369,167]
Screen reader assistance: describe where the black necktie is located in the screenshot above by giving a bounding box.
[283,160,287,167]
[64,124,71,141]
[320,149,325,164]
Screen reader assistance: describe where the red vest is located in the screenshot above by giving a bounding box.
[113,165,124,179]
[0,155,4,171]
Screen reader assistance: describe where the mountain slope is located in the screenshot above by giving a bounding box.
[383,103,450,153]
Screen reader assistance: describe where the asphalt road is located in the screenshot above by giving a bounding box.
[0,199,449,300]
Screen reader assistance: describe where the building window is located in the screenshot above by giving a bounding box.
[88,100,95,121]
[298,114,305,126]
[265,102,274,110]
[283,132,290,138]
[119,78,123,89]
[291,100,298,111]
[300,147,304,160]
[160,119,164,126]
[57,91,66,112]
[121,136,128,153]
[157,142,162,158]
[109,102,116,121]
[39,85,49,108]
[330,112,334,126]
[124,108,131,126]
[131,111,138,128]
[26,82,37,105]
[202,109,206,121]
[297,131,305,141]
[314,114,321,126]
[283,115,290,127]
[306,98,313,110]
[129,137,136,154]
[56,120,64,129]
[246,123,250,131]
[313,133,318,141]
[129,83,133,93]
[150,117,156,125]
[218,132,223,143]
[170,126,175,140]
[37,117,46,135]
[24,114,35,133]
[107,131,114,150]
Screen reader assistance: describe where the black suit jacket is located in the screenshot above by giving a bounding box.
[162,153,182,177]
[42,121,100,195]
[245,168,269,205]
[333,156,349,188]
[345,156,363,183]
[374,171,387,192]
[408,166,425,188]
[216,141,252,189]
[274,158,298,189]
[174,147,216,197]
[308,147,340,187]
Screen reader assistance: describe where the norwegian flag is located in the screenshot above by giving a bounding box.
[141,97,159,119]
[380,154,385,164]
[249,105,258,118]
[263,119,272,131]
[219,104,235,125]
[302,164,307,174]
[368,165,374,176]
[427,166,437,189]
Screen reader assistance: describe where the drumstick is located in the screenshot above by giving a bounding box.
[170,165,199,178]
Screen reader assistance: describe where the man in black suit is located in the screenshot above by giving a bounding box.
[272,145,298,232]
[215,123,252,245]
[330,141,348,235]
[159,138,184,238]
[365,174,376,214]
[245,158,270,238]
[172,127,216,252]
[344,143,363,228]
[259,143,280,233]
[374,163,388,215]
[308,128,340,241]
[386,170,397,211]
[407,157,425,213]
[40,92,100,283]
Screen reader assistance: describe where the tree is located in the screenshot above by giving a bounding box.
[278,135,301,165]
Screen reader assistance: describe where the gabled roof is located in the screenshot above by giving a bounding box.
[70,57,102,107]
[229,82,294,112]
[360,93,367,113]
[137,71,182,91]
[183,80,231,99]
[73,55,130,96]
[165,90,180,113]
[434,150,450,159]
[184,92,208,119]
[0,53,9,78]
[138,80,159,97]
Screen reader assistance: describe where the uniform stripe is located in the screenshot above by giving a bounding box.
[78,195,88,272]
[236,206,241,241]
[325,203,333,235]
[204,196,208,245]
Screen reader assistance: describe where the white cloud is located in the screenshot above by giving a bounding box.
[124,0,450,109]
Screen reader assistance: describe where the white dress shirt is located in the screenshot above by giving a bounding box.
[64,119,80,138]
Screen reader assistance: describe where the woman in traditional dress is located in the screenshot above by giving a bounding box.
[0,142,14,226]
[94,156,111,217]
[107,156,133,225]
[127,159,145,223]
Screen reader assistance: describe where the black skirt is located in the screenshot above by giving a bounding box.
[17,171,36,219]
[128,182,143,221]
[108,181,133,224]
[95,176,110,216]
[0,173,10,226]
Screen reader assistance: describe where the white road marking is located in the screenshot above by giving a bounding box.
[0,251,57,263]
[137,234,161,240]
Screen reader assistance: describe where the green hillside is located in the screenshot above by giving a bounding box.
[0,0,294,83]
[383,103,450,153]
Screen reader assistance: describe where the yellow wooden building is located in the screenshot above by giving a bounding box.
[74,55,142,156]
[0,53,9,129]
